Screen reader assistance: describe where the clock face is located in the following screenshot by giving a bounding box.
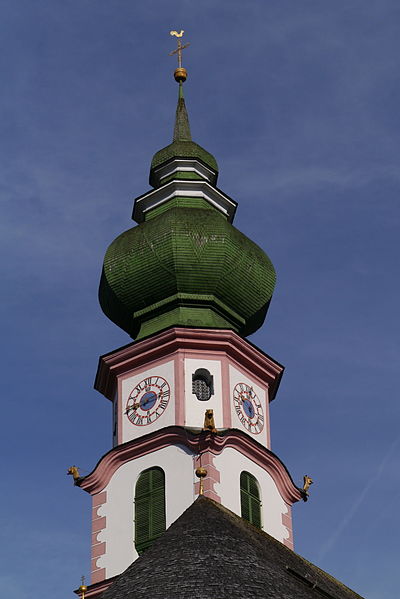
[126,376,170,426]
[233,382,264,434]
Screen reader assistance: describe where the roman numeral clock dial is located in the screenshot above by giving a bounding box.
[126,376,171,426]
[233,382,264,435]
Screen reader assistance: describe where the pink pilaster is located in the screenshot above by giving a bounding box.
[221,357,232,428]
[194,451,221,502]
[91,491,107,584]
[281,504,294,550]
[265,387,271,449]
[117,378,123,445]
[175,351,185,425]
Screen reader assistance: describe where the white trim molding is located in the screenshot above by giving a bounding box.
[152,158,217,187]
[133,179,237,223]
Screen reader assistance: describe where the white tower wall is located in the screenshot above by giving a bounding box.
[214,448,291,544]
[93,445,195,580]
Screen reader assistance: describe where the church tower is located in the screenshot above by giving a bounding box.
[74,35,305,599]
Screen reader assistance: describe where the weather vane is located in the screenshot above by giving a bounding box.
[169,30,190,82]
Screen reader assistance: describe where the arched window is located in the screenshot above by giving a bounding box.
[134,467,166,554]
[240,471,262,529]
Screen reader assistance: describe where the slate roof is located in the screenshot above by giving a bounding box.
[99,496,364,599]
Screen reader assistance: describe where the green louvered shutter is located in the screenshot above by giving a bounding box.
[134,468,166,554]
[240,471,262,529]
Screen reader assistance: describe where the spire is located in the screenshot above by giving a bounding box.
[169,31,191,141]
[148,32,219,187]
[173,84,192,142]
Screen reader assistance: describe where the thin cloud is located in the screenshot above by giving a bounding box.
[224,163,400,197]
[317,434,400,560]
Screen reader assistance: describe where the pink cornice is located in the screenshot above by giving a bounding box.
[77,426,303,505]
[94,327,284,402]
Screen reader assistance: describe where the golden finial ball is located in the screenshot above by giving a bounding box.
[79,585,87,593]
[174,67,187,82]
[195,467,207,479]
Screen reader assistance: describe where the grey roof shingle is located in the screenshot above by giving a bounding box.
[100,496,365,599]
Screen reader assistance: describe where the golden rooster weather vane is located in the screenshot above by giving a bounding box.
[169,30,190,82]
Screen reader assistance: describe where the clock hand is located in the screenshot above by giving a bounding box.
[125,402,140,413]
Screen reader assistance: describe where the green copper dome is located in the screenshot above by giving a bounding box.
[99,84,276,340]
[99,203,275,340]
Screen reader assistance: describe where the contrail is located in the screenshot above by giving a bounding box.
[318,434,400,560]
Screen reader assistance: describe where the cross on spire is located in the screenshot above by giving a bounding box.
[169,30,190,69]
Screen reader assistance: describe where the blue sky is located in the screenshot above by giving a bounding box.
[1,1,399,597]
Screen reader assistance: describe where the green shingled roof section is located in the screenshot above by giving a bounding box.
[136,307,236,340]
[99,205,276,339]
[149,86,218,186]
[144,197,219,221]
[158,171,204,186]
[173,88,192,141]
[150,140,218,174]
[100,85,274,338]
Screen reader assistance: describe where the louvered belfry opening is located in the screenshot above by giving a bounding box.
[240,471,262,529]
[192,368,214,401]
[134,467,166,554]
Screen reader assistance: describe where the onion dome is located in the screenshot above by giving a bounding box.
[99,82,276,340]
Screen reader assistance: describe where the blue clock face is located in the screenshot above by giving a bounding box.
[140,391,157,411]
[126,376,170,426]
[233,382,264,434]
